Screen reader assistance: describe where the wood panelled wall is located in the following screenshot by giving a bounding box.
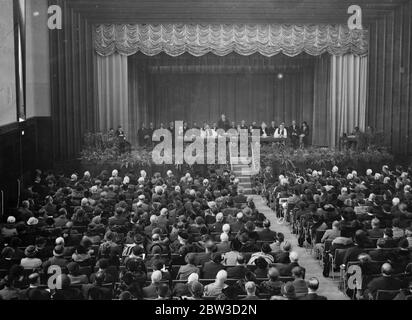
[367,0,412,155]
[49,0,97,161]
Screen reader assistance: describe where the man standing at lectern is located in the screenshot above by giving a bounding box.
[217,114,230,131]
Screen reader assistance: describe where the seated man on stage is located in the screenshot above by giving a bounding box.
[260,122,269,137]
[267,121,277,137]
[274,123,288,139]
[289,120,300,149]
[240,120,248,130]
[217,114,230,131]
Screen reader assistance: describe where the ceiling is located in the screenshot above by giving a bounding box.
[67,0,410,24]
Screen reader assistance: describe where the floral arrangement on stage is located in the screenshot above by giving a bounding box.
[79,132,153,172]
[259,144,394,174]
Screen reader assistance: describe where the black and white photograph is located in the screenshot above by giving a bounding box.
[0,0,412,308]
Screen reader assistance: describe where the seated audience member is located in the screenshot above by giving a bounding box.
[155,283,170,300]
[393,280,412,300]
[406,227,412,248]
[142,270,163,299]
[365,263,402,300]
[381,228,398,248]
[281,251,301,276]
[181,281,204,300]
[257,220,277,241]
[270,232,290,253]
[203,270,228,297]
[342,230,369,267]
[300,277,327,300]
[254,257,269,278]
[177,253,200,281]
[0,276,21,300]
[1,216,18,239]
[392,218,405,239]
[261,267,282,296]
[202,253,224,279]
[367,218,384,238]
[67,262,89,285]
[173,272,199,297]
[222,238,242,266]
[226,254,248,279]
[369,238,394,262]
[274,242,292,264]
[242,281,260,300]
[291,266,308,298]
[20,273,50,300]
[53,274,83,300]
[248,243,274,265]
[20,245,42,270]
[270,282,296,300]
[216,233,231,253]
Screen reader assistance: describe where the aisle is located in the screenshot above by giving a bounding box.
[251,195,349,300]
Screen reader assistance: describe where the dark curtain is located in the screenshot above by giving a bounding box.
[312,54,331,147]
[129,52,316,143]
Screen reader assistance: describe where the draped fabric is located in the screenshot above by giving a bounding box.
[312,54,331,147]
[94,24,369,57]
[329,54,368,148]
[96,54,129,137]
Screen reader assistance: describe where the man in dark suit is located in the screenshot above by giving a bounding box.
[289,120,300,149]
[142,270,162,298]
[300,277,327,300]
[369,238,395,262]
[217,114,230,131]
[227,255,248,279]
[267,121,277,137]
[202,253,224,279]
[257,220,277,241]
[137,123,147,146]
[20,273,50,300]
[366,263,402,299]
[280,251,301,276]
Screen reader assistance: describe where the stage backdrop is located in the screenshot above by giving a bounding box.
[127,52,315,145]
[94,24,368,149]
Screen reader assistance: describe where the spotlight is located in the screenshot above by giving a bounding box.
[277,73,284,80]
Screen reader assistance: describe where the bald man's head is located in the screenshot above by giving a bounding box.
[381,263,393,276]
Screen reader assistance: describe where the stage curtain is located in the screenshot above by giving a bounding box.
[312,54,331,147]
[96,53,129,137]
[128,53,315,138]
[94,24,368,57]
[329,54,368,148]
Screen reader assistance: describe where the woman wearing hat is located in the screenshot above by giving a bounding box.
[20,245,42,270]
[1,216,18,238]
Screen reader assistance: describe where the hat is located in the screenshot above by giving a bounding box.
[53,245,64,257]
[281,282,296,299]
[55,237,65,245]
[25,245,38,258]
[27,217,39,226]
[160,208,168,216]
[7,216,16,224]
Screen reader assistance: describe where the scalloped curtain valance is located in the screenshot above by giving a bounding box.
[94,24,368,57]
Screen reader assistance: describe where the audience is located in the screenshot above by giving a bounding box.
[0,162,410,300]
